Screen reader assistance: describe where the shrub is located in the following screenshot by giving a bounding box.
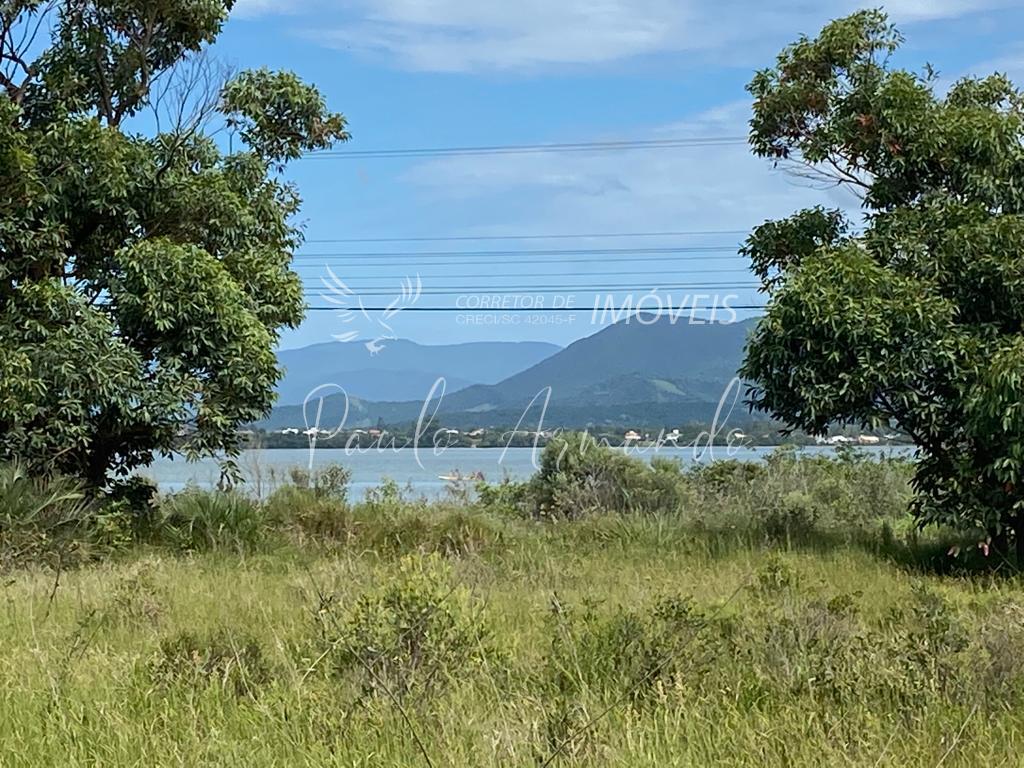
[318,553,496,700]
[155,489,267,552]
[362,477,409,513]
[543,594,718,704]
[764,490,821,543]
[362,507,508,557]
[289,464,351,502]
[106,557,165,626]
[528,433,687,519]
[150,629,271,698]
[690,459,767,492]
[0,461,97,568]
[106,476,159,515]
[475,478,531,516]
[264,485,353,543]
[103,476,160,541]
[681,447,914,542]
[89,502,136,553]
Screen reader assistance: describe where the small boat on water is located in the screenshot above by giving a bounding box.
[438,471,485,482]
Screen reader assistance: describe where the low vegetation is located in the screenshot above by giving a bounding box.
[1,438,1021,766]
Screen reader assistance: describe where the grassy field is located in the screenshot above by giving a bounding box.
[2,446,1024,766]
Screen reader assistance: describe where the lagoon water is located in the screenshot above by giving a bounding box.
[140,445,916,498]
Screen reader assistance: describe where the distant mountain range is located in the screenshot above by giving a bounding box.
[274,339,561,404]
[440,317,752,414]
[261,317,756,431]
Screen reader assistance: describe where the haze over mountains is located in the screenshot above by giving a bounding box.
[275,339,561,404]
[263,317,756,430]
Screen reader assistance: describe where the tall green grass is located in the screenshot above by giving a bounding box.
[1,520,1021,766]
[0,447,1015,766]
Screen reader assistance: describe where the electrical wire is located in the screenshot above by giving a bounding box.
[303,136,748,160]
[304,228,752,244]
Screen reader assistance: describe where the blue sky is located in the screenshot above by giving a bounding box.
[211,1,1024,350]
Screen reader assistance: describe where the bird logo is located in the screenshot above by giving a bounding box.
[319,266,423,355]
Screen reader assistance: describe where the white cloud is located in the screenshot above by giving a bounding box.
[232,0,303,18]
[880,0,1004,23]
[314,0,691,72]
[282,0,1017,73]
[401,101,861,239]
[971,45,1024,81]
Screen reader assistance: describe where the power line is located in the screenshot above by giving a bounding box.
[303,136,747,160]
[296,245,741,258]
[302,304,768,313]
[293,254,748,268]
[303,290,760,301]
[293,267,755,279]
[292,245,742,261]
[301,284,762,297]
[303,229,751,244]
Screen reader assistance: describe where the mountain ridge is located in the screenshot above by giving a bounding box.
[261,318,755,430]
[274,339,562,405]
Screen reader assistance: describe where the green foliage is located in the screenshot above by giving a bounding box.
[0,2,347,485]
[0,461,97,567]
[357,505,509,557]
[742,11,1024,543]
[264,484,353,543]
[362,477,410,514]
[156,488,267,552]
[528,432,688,519]
[11,487,1024,764]
[316,465,352,500]
[475,477,531,515]
[524,434,912,544]
[318,553,496,701]
[150,629,271,698]
[544,594,711,703]
[222,68,350,162]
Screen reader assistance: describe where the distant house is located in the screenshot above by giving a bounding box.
[280,428,300,435]
[624,430,642,444]
[663,429,681,444]
[826,435,856,446]
[858,435,881,445]
[468,429,486,439]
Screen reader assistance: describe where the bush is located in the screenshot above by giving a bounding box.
[362,477,409,513]
[317,553,496,700]
[528,433,688,519]
[0,462,98,568]
[264,485,353,543]
[289,464,351,502]
[544,594,714,703]
[689,459,767,492]
[680,447,914,542]
[150,629,271,698]
[360,506,508,557]
[103,477,160,541]
[475,478,531,516]
[155,489,267,552]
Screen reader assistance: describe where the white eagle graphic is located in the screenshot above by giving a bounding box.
[319,266,423,356]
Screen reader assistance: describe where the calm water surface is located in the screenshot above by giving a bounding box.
[140,445,916,498]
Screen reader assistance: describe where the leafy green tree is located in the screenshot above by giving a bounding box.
[0,1,348,485]
[741,10,1024,559]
